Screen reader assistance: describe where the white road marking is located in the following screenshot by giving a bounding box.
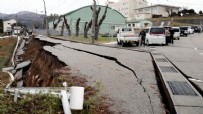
[189,78,203,83]
[200,53,203,56]
[194,48,198,50]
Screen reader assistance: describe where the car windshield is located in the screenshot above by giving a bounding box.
[173,28,179,32]
[180,27,187,30]
[150,28,165,34]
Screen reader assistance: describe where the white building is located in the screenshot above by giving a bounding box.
[106,0,148,21]
[127,20,152,28]
[3,19,17,33]
[134,4,180,20]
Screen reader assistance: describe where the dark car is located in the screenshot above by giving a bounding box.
[179,27,188,36]
[191,26,201,33]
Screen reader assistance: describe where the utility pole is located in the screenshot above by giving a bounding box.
[16,15,18,35]
[43,0,49,36]
[151,3,153,18]
[92,0,96,43]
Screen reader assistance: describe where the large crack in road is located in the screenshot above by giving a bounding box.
[25,37,164,113]
[62,45,155,114]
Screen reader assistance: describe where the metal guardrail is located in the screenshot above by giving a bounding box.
[5,86,85,114]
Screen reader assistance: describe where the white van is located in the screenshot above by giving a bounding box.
[117,27,141,46]
[145,27,166,45]
[172,27,180,40]
[187,26,194,34]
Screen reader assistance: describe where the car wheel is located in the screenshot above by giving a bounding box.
[121,41,125,47]
[136,41,139,46]
[117,39,121,45]
[178,37,180,40]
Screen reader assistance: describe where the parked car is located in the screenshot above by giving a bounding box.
[145,27,166,45]
[187,26,194,34]
[191,26,201,33]
[172,27,180,40]
[117,27,141,46]
[180,27,188,36]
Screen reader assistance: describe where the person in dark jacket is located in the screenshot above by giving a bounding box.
[165,28,170,45]
[139,29,146,46]
[169,28,174,44]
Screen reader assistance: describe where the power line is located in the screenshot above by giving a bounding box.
[49,0,79,14]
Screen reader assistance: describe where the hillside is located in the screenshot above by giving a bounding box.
[149,16,203,26]
[0,11,45,29]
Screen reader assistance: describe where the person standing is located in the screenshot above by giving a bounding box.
[165,28,170,45]
[169,27,174,44]
[139,29,146,46]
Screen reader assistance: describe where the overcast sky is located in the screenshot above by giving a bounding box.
[0,0,203,15]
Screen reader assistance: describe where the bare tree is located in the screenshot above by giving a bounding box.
[95,5,108,39]
[53,15,62,29]
[84,21,92,38]
[75,18,81,36]
[85,5,108,39]
[165,7,173,17]
[199,10,203,15]
[60,22,65,36]
[63,15,71,36]
[83,6,100,38]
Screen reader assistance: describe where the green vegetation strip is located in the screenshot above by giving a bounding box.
[51,35,117,44]
[0,37,17,88]
[0,38,17,68]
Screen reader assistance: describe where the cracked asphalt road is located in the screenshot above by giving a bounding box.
[39,36,164,114]
[154,33,203,91]
[104,33,203,92]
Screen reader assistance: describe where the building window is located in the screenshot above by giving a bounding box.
[139,9,143,12]
[132,24,135,27]
[152,7,157,11]
[111,26,115,29]
[128,24,131,27]
[145,8,149,12]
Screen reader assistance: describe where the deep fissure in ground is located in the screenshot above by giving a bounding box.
[18,38,112,113]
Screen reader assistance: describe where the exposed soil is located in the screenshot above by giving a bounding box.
[19,38,113,113]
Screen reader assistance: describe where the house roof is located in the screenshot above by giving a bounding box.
[62,5,125,19]
[134,4,180,10]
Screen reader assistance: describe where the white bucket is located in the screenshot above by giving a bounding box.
[70,86,84,110]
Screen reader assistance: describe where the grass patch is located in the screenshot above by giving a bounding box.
[0,81,110,114]
[0,37,17,68]
[0,37,17,89]
[51,35,117,44]
[0,93,63,114]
